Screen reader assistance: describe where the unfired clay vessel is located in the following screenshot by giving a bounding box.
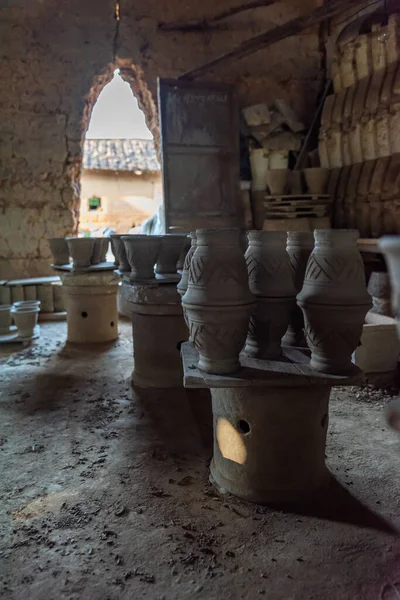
[110,234,130,272]
[67,238,95,269]
[297,229,372,374]
[244,231,296,358]
[156,234,188,274]
[177,236,191,272]
[282,231,314,347]
[177,232,197,298]
[266,169,289,195]
[0,305,12,334]
[122,235,161,280]
[12,306,40,338]
[379,236,400,336]
[303,168,330,195]
[48,238,70,266]
[182,229,254,374]
[91,238,109,264]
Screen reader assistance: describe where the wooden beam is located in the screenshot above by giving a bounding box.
[159,0,277,32]
[179,0,356,80]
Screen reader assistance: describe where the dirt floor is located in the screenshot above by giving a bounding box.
[1,320,400,600]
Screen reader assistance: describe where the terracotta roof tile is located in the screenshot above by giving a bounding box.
[83,138,160,173]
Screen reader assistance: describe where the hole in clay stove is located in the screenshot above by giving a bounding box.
[81,312,88,318]
[321,414,328,428]
[110,321,114,327]
[237,420,250,435]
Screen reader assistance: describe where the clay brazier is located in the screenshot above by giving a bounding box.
[48,238,70,266]
[66,238,95,269]
[244,231,296,359]
[282,231,314,347]
[156,234,187,274]
[297,229,372,374]
[182,229,254,375]
[122,235,161,281]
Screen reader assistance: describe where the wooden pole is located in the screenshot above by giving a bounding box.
[179,0,354,80]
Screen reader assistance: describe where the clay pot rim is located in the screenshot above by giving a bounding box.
[13,300,41,306]
[11,306,40,313]
[121,235,160,243]
[195,228,241,246]
[0,304,12,310]
[66,237,94,243]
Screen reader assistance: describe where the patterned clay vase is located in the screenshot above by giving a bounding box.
[156,234,188,274]
[297,229,372,374]
[282,232,314,347]
[121,235,161,281]
[177,232,197,340]
[110,234,130,271]
[48,238,70,266]
[379,236,400,337]
[182,229,254,374]
[244,231,296,359]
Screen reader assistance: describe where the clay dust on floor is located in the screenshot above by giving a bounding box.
[1,321,400,600]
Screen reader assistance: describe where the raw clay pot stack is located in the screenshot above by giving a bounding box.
[244,231,297,359]
[297,229,372,374]
[182,229,254,375]
[282,232,315,347]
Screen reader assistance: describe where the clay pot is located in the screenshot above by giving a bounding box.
[48,238,70,266]
[156,234,188,274]
[121,235,161,281]
[303,168,330,195]
[288,170,303,195]
[12,306,40,338]
[91,238,109,265]
[177,232,197,298]
[0,305,12,334]
[379,236,400,335]
[13,300,41,309]
[110,234,130,272]
[177,236,191,272]
[66,238,95,269]
[244,231,296,358]
[297,229,372,374]
[282,232,314,347]
[266,169,289,195]
[182,229,254,374]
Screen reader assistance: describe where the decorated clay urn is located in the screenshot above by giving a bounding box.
[156,234,188,274]
[243,231,296,359]
[182,229,255,375]
[110,234,130,271]
[177,235,191,272]
[177,232,197,298]
[48,238,70,266]
[282,231,314,347]
[121,235,161,281]
[297,229,372,374]
[379,236,400,337]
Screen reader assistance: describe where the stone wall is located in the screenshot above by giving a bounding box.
[0,0,324,279]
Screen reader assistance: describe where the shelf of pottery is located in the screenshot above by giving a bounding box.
[179,228,369,504]
[249,149,333,233]
[320,13,400,237]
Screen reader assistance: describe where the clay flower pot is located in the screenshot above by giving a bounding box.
[121,235,161,281]
[303,168,330,195]
[48,238,70,266]
[244,231,297,359]
[266,169,289,195]
[379,235,400,336]
[91,238,110,265]
[66,238,95,269]
[177,232,197,298]
[182,229,254,374]
[297,229,372,374]
[110,234,130,271]
[0,305,12,334]
[12,306,40,339]
[156,234,188,274]
[282,232,314,347]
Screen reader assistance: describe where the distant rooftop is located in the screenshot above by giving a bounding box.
[83,138,160,173]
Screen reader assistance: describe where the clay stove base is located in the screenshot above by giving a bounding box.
[59,271,119,343]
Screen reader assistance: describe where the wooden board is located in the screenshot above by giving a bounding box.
[181,342,364,389]
[158,78,242,233]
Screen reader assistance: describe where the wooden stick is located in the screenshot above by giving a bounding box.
[179,0,354,80]
[159,0,277,32]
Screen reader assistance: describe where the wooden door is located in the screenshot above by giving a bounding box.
[158,78,242,232]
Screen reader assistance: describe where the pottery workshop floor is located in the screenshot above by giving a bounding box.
[1,320,400,600]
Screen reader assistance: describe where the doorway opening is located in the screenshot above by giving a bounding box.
[80,68,162,238]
